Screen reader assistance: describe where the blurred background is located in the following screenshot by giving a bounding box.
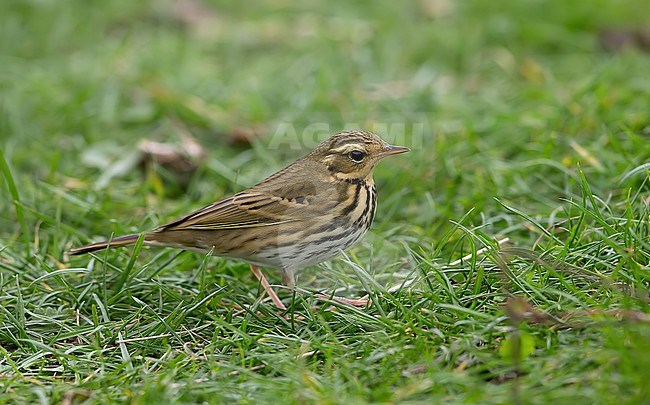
[1,0,649,263]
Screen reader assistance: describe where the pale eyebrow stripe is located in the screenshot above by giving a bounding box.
[330,143,365,153]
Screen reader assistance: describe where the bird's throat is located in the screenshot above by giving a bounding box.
[342,177,368,187]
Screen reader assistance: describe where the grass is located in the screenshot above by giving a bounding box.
[1,0,649,403]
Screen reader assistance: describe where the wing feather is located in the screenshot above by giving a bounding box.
[155,159,339,233]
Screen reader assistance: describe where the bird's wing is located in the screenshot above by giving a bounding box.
[155,176,337,232]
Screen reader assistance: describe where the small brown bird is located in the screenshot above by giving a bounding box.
[69,130,409,309]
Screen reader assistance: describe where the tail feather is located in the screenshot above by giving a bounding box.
[68,233,143,255]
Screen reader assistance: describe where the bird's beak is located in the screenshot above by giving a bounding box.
[381,144,410,156]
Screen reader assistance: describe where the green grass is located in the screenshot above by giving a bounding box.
[1,0,650,403]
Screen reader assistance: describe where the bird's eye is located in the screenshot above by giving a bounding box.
[348,150,365,162]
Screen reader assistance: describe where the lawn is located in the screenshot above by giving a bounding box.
[1,0,649,403]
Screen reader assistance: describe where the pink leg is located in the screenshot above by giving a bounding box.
[249,264,286,310]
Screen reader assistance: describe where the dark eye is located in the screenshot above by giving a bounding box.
[348,150,365,162]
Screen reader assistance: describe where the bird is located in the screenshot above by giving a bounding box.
[68,130,409,309]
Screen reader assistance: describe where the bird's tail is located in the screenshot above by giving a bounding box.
[68,233,144,255]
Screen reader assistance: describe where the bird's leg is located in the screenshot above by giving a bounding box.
[282,269,369,307]
[249,264,286,310]
[281,270,295,290]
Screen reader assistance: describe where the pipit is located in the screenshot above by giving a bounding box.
[69,130,409,309]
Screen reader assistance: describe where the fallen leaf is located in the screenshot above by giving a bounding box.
[419,0,455,18]
[599,26,650,52]
[519,58,544,83]
[138,135,207,188]
[599,28,636,51]
[503,296,552,324]
[227,126,264,146]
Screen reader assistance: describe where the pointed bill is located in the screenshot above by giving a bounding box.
[381,144,410,156]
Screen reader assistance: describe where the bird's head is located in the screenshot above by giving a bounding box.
[309,130,410,181]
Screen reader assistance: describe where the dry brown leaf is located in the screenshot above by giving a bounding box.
[599,27,650,52]
[503,296,552,324]
[227,126,265,146]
